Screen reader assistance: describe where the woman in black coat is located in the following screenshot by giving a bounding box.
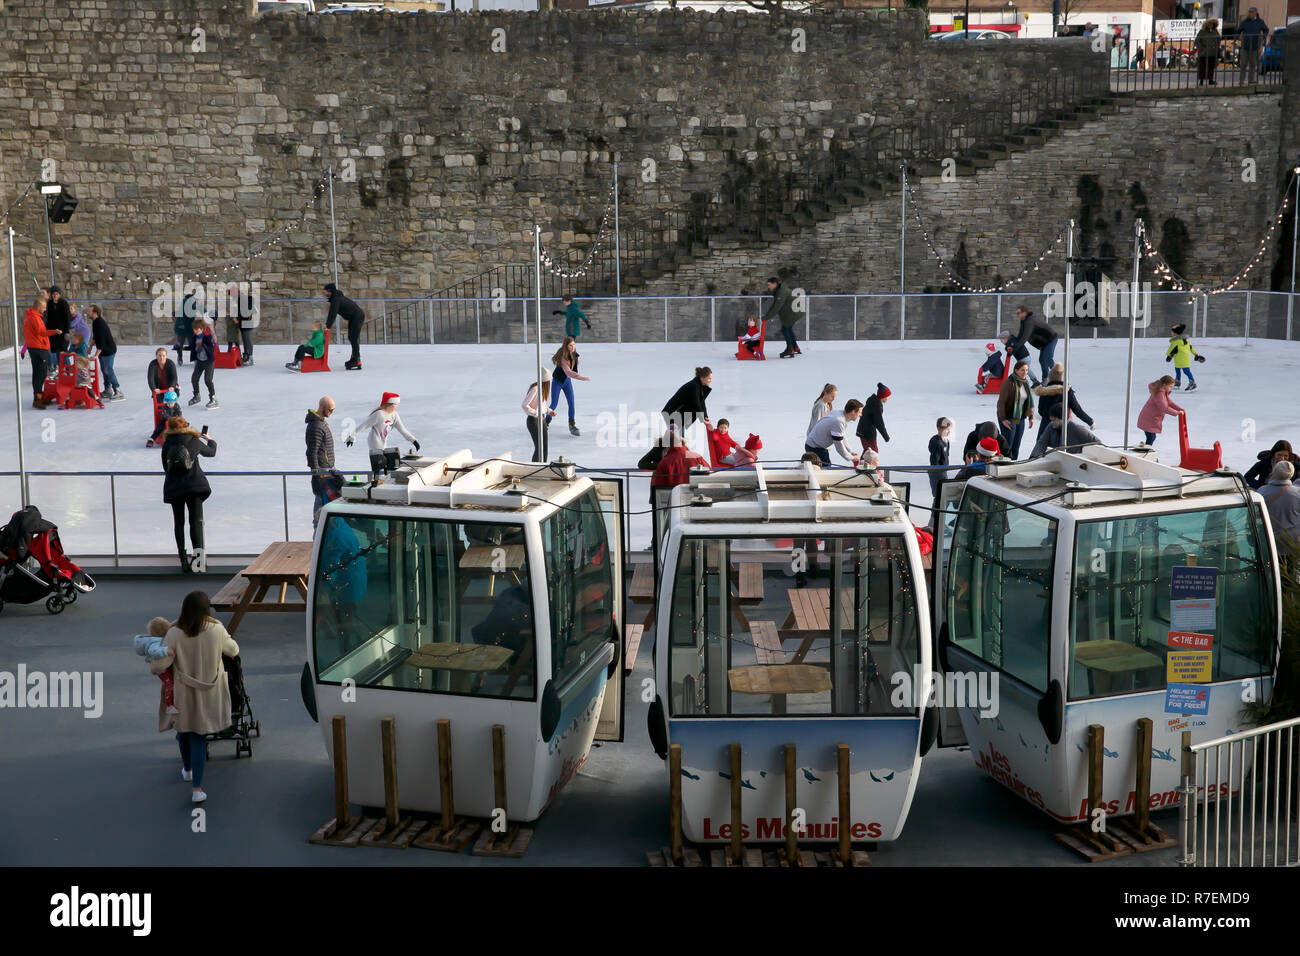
[1244,440,1300,490]
[160,417,217,573]
[662,366,713,434]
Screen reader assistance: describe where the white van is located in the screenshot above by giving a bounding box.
[256,0,315,13]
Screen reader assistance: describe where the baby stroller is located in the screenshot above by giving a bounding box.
[0,506,96,615]
[205,653,260,758]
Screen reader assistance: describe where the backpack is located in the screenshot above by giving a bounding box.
[165,442,194,477]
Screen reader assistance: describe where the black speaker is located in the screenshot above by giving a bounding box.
[48,190,77,224]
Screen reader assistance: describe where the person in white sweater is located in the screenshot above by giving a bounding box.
[522,378,551,462]
[347,391,419,473]
[809,383,838,434]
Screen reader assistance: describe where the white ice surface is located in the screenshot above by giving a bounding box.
[0,338,1295,558]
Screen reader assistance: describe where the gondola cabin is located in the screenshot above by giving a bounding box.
[306,451,626,821]
[650,463,931,843]
[931,446,1282,823]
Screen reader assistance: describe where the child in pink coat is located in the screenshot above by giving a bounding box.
[1136,375,1185,446]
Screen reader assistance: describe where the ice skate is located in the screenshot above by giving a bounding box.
[187,394,201,406]
[1184,383,1197,391]
[206,397,220,409]
[569,420,580,437]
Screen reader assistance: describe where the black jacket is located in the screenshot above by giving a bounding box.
[306,409,337,474]
[962,421,1008,460]
[663,377,711,421]
[1002,336,1030,361]
[325,291,366,328]
[1033,382,1093,427]
[91,316,117,357]
[1015,311,1058,349]
[160,428,216,504]
[147,358,179,392]
[46,298,71,350]
[856,395,890,443]
[1244,450,1300,490]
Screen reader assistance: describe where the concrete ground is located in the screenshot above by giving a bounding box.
[0,575,1184,867]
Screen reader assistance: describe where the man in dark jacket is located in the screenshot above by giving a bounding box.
[45,285,72,362]
[1033,362,1093,438]
[323,282,366,370]
[1237,7,1269,85]
[856,383,891,454]
[1030,404,1100,458]
[307,396,341,527]
[762,277,801,358]
[89,306,122,401]
[1011,305,1058,382]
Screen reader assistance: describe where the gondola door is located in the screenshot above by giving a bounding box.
[592,479,626,742]
[928,478,969,748]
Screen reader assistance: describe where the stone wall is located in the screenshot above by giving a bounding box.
[0,0,1104,301]
[643,89,1287,325]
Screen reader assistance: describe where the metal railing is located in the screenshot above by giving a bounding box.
[1110,43,1285,91]
[1179,714,1299,866]
[4,289,1295,349]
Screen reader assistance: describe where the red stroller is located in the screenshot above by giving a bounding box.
[0,506,97,615]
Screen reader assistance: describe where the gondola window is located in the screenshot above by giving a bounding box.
[947,489,1056,693]
[1068,506,1275,700]
[541,490,614,688]
[313,514,537,700]
[667,535,920,717]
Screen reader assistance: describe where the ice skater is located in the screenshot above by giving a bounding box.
[809,383,837,434]
[1009,304,1058,382]
[1137,375,1185,446]
[555,294,590,339]
[347,391,420,474]
[928,417,953,497]
[323,282,366,370]
[522,379,552,462]
[662,366,713,439]
[187,319,218,409]
[856,382,890,456]
[976,343,1005,391]
[1166,322,1205,391]
[548,337,589,436]
[763,276,802,358]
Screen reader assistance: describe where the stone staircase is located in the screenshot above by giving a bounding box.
[605,90,1133,293]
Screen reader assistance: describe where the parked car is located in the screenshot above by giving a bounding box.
[257,0,315,11]
[931,29,1013,41]
[1262,27,1286,74]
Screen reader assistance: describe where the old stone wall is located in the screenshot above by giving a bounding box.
[643,89,1286,328]
[0,0,1104,302]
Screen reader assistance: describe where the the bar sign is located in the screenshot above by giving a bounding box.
[1168,630,1214,650]
[1165,683,1211,716]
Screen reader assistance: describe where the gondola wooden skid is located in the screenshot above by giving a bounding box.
[1111,717,1179,852]
[1054,723,1134,861]
[471,724,533,858]
[413,718,482,852]
[360,717,424,849]
[309,715,373,847]
[648,743,703,866]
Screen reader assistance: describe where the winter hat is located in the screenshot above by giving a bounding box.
[163,389,178,404]
[381,392,400,406]
[323,282,338,295]
[876,382,891,399]
[976,436,1000,457]
[985,343,996,353]
[745,434,762,451]
[48,285,61,295]
[1271,460,1295,483]
[1171,323,1186,335]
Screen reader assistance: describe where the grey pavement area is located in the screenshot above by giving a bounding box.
[0,575,1182,867]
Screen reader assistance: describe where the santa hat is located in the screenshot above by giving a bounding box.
[381,392,400,406]
[745,434,762,451]
[976,436,1000,457]
[985,343,996,353]
[876,382,891,399]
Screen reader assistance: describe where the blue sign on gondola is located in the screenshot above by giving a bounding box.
[1165,683,1211,716]
[1170,565,1217,600]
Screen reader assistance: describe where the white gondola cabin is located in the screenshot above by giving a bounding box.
[931,446,1282,823]
[648,463,931,843]
[304,452,626,821]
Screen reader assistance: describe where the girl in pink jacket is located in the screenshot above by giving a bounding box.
[1137,375,1185,446]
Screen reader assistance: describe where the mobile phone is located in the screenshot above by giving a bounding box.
[201,425,209,436]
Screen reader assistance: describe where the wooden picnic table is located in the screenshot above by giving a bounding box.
[404,643,515,672]
[729,664,831,696]
[210,540,313,636]
[459,544,526,596]
[1074,640,1164,694]
[779,588,856,663]
[629,561,656,629]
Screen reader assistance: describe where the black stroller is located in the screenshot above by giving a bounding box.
[0,506,96,615]
[204,654,261,758]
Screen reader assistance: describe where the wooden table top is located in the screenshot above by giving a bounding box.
[243,540,312,580]
[459,544,526,570]
[404,643,515,672]
[729,664,832,695]
[786,588,856,630]
[629,562,655,600]
[1074,640,1164,674]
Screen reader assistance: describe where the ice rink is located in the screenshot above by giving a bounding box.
[0,335,1296,558]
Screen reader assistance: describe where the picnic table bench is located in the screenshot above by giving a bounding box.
[779,587,856,664]
[210,541,312,636]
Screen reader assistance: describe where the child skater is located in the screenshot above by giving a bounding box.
[929,417,953,498]
[134,616,178,714]
[285,320,326,371]
[62,355,104,408]
[739,314,762,355]
[1166,322,1204,391]
[148,389,183,447]
[976,343,1005,391]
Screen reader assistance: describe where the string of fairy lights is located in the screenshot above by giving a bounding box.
[1138,164,1300,300]
[2,168,335,289]
[536,180,617,280]
[902,163,1069,293]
